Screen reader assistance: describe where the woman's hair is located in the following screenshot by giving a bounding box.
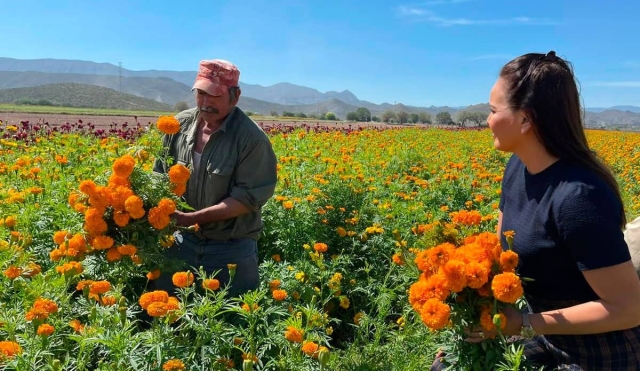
[500,51,627,227]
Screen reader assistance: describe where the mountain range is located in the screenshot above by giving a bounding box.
[0,57,639,127]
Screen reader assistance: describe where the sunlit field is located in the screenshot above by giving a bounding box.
[1,119,639,370]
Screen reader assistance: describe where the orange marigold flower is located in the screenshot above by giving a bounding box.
[272,289,288,301]
[0,340,22,358]
[241,303,259,312]
[69,319,84,333]
[53,230,71,245]
[3,216,17,228]
[272,254,281,262]
[284,326,304,343]
[3,266,22,280]
[168,164,191,184]
[408,274,449,311]
[491,272,524,304]
[108,173,130,188]
[392,253,405,266]
[112,155,136,178]
[113,210,130,227]
[499,250,519,273]
[301,340,320,358]
[105,247,122,262]
[117,244,137,256]
[419,298,451,330]
[88,280,111,295]
[440,259,468,293]
[147,301,168,317]
[269,279,281,290]
[172,271,194,288]
[79,180,97,195]
[464,261,490,289]
[37,323,55,337]
[148,207,171,230]
[147,270,161,280]
[165,296,180,311]
[139,290,169,310]
[202,278,220,291]
[171,182,187,197]
[124,195,144,214]
[32,298,58,315]
[56,261,83,276]
[100,295,117,306]
[49,248,64,262]
[111,186,135,210]
[91,235,114,250]
[480,307,507,332]
[156,116,181,135]
[157,198,176,214]
[313,242,328,253]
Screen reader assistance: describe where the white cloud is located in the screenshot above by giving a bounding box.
[396,4,557,26]
[590,81,640,88]
[397,5,428,16]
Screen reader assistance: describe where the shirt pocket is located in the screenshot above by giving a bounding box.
[202,161,235,207]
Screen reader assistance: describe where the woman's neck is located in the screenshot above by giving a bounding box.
[515,140,559,175]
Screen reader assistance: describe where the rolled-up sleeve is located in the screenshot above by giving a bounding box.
[229,139,278,211]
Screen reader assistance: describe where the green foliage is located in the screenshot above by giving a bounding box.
[436,111,454,125]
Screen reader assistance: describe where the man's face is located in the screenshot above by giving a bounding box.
[195,87,240,125]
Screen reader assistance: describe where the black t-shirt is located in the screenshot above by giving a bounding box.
[499,154,630,302]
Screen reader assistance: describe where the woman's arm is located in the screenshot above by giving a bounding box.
[529,260,640,335]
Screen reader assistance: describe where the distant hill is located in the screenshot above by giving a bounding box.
[0,83,174,111]
[0,71,193,106]
[1,57,639,125]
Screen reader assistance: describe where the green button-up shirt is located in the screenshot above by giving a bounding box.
[153,107,278,241]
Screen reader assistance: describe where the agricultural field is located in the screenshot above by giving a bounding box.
[1,116,639,370]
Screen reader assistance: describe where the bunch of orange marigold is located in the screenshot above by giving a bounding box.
[409,231,523,335]
[57,150,190,270]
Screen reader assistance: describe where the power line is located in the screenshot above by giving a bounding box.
[118,62,122,93]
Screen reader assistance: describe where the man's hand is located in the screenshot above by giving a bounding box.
[171,210,197,227]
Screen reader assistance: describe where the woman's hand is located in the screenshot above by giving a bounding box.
[465,306,525,343]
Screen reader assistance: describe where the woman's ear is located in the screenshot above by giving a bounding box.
[520,113,533,134]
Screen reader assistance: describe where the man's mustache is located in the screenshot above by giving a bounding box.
[199,107,219,114]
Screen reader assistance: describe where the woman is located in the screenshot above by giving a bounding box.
[433,51,640,370]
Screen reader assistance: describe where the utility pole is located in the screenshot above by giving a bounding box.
[118,62,122,93]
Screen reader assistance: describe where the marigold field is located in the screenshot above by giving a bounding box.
[1,119,639,370]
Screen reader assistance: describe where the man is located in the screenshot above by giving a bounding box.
[152,59,278,297]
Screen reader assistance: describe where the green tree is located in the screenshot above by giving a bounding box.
[296,112,307,118]
[325,112,337,121]
[436,111,454,125]
[457,110,488,127]
[371,116,380,122]
[346,112,358,121]
[381,110,397,123]
[397,111,409,124]
[270,110,278,117]
[409,113,420,124]
[355,107,372,122]
[418,111,432,124]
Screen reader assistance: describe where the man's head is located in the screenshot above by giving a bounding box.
[192,59,242,125]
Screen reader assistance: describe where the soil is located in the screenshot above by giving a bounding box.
[0,112,438,130]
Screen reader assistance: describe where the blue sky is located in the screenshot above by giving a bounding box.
[2,0,639,108]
